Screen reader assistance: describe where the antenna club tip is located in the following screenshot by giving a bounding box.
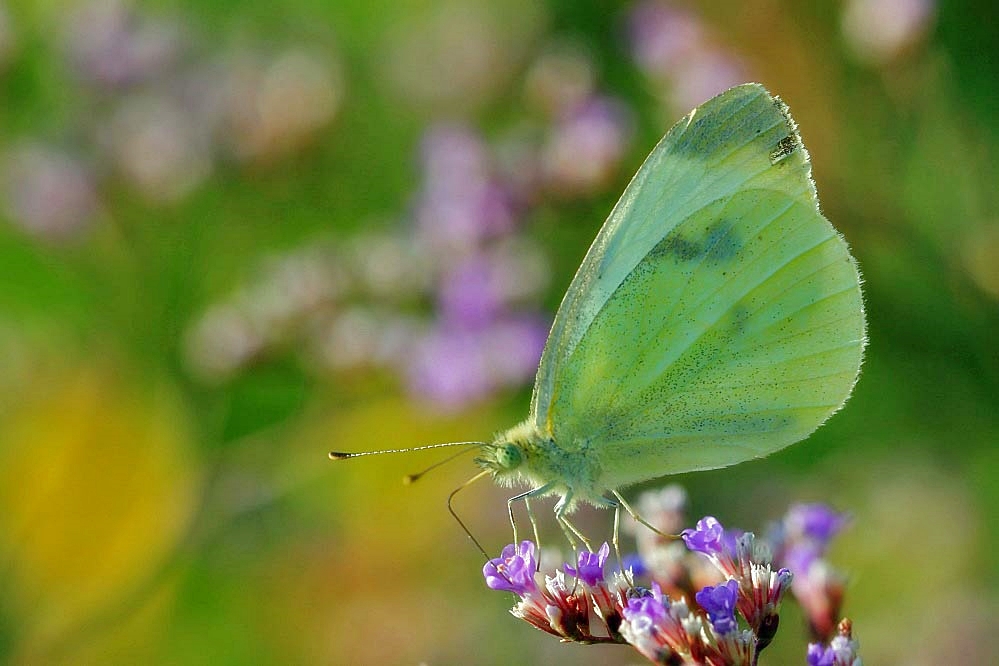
[328,451,351,460]
[403,474,418,485]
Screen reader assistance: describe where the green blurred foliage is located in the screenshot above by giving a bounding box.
[0,0,996,664]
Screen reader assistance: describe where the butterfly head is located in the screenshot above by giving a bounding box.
[494,442,523,470]
[475,420,546,486]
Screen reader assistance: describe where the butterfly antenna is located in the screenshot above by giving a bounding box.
[448,470,492,560]
[329,441,484,460]
[403,444,480,484]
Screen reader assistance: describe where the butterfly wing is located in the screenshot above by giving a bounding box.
[529,83,865,488]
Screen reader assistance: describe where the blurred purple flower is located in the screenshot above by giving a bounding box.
[842,0,935,65]
[782,542,821,576]
[627,1,703,77]
[437,253,505,329]
[807,619,862,666]
[406,313,548,410]
[785,503,848,546]
[415,125,516,251]
[481,313,549,388]
[106,92,213,202]
[666,48,745,115]
[621,552,648,578]
[625,1,746,115]
[632,484,688,536]
[543,96,632,196]
[695,579,740,635]
[63,0,184,89]
[564,542,610,587]
[792,558,847,643]
[313,307,418,373]
[774,503,848,586]
[406,324,493,409]
[483,541,538,595]
[184,302,266,381]
[219,49,342,162]
[346,231,431,301]
[1,143,99,241]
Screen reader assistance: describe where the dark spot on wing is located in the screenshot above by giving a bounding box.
[651,219,742,264]
[704,219,739,261]
[769,135,798,164]
[728,302,750,334]
[653,235,701,261]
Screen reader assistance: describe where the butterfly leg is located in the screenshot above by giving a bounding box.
[610,500,636,587]
[589,494,633,586]
[507,483,555,549]
[611,490,681,540]
[554,492,594,553]
[524,496,542,569]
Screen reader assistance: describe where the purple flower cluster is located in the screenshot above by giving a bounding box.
[695,579,740,635]
[484,487,860,665]
[183,122,553,398]
[483,541,538,595]
[484,540,629,644]
[563,542,611,587]
[807,619,862,666]
[2,1,342,240]
[771,503,851,642]
[404,124,552,410]
[182,28,635,408]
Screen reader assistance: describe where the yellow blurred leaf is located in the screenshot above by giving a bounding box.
[0,363,200,660]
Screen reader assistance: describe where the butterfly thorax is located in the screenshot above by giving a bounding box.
[475,420,604,510]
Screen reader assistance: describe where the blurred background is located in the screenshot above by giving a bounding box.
[0,0,996,663]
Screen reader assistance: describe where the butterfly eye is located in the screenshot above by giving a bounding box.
[496,443,523,470]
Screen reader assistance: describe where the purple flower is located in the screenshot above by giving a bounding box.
[541,96,631,195]
[563,542,610,587]
[785,503,848,546]
[1,143,99,242]
[437,253,504,329]
[415,124,515,251]
[627,1,704,76]
[481,313,549,389]
[63,0,184,89]
[807,634,861,666]
[406,324,492,409]
[405,313,548,410]
[806,621,862,666]
[483,541,538,596]
[681,516,727,555]
[783,542,821,576]
[621,552,648,578]
[807,643,837,666]
[620,583,694,661]
[695,579,740,635]
[622,584,669,628]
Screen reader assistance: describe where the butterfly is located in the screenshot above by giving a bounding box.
[334,83,866,546]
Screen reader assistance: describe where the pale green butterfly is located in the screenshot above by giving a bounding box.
[334,83,866,543]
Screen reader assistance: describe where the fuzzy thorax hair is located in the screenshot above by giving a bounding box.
[474,420,607,512]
